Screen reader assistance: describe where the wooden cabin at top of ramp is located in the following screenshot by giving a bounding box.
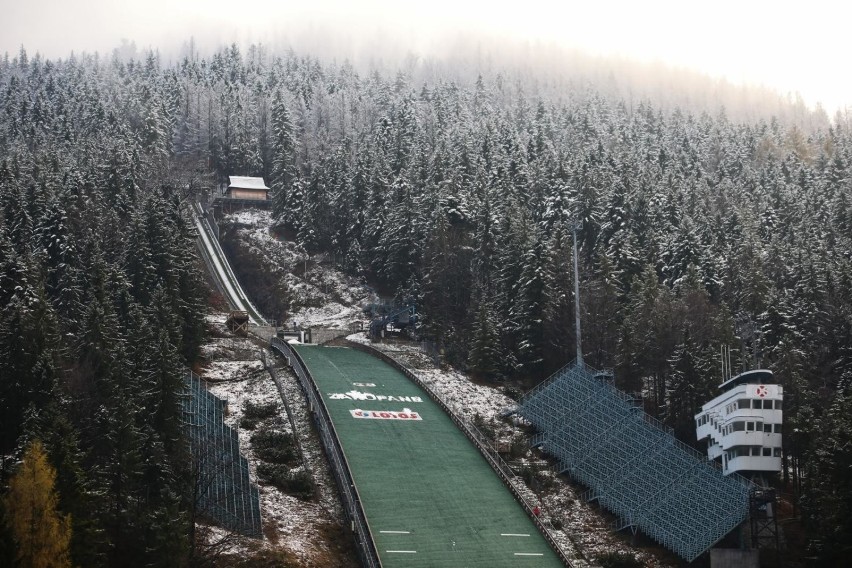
[212,176,272,213]
[226,176,270,200]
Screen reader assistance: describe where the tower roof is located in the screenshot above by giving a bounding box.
[228,176,269,190]
[719,369,774,391]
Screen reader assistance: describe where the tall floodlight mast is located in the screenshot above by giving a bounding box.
[572,221,583,365]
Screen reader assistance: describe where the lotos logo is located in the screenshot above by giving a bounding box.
[350,409,422,420]
[755,385,769,398]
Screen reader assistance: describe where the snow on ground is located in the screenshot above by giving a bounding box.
[205,312,228,324]
[222,210,375,330]
[291,302,364,330]
[347,334,513,421]
[194,313,355,566]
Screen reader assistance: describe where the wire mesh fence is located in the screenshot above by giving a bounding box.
[183,371,262,538]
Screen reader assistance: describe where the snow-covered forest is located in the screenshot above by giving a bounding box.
[1,41,851,566]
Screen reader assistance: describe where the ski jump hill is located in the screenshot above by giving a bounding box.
[191,201,567,564]
[193,203,748,564]
[272,339,567,567]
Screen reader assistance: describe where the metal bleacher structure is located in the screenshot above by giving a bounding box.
[519,361,753,563]
[183,371,262,537]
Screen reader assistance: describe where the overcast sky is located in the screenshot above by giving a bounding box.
[3,0,850,113]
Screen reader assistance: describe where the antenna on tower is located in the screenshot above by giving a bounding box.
[572,220,583,366]
[720,344,733,382]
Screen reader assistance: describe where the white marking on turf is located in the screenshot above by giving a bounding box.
[514,552,544,556]
[380,531,411,534]
[386,550,417,553]
[501,533,531,537]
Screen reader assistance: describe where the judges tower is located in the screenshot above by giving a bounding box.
[695,369,783,476]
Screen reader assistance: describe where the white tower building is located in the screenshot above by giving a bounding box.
[695,370,783,476]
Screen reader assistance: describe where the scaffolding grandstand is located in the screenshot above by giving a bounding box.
[519,362,752,562]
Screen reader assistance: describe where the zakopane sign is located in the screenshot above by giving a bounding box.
[328,390,424,403]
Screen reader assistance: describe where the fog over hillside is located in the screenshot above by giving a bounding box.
[10,29,830,132]
[3,0,850,125]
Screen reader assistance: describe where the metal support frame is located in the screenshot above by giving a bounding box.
[749,487,781,566]
[571,222,583,366]
[519,361,753,562]
[212,196,272,216]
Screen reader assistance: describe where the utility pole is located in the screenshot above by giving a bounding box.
[572,221,583,365]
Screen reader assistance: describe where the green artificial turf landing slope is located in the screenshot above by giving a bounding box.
[296,345,564,567]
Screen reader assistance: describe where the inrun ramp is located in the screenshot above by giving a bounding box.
[295,345,564,567]
[519,362,752,562]
[192,202,266,325]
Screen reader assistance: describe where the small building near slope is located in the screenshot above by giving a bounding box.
[225,176,269,201]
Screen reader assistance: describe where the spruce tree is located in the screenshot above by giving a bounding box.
[468,284,501,381]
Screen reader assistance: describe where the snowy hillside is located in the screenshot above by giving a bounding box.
[221,209,375,330]
[195,314,357,566]
[203,212,679,567]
